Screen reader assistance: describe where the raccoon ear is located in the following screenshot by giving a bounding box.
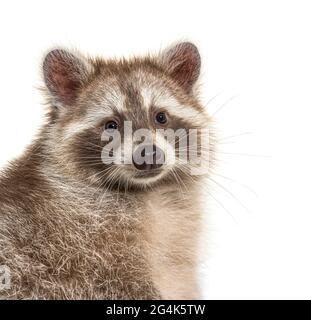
[43,49,92,106]
[161,42,201,93]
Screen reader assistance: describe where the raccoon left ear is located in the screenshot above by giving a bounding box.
[161,42,201,93]
[43,49,92,107]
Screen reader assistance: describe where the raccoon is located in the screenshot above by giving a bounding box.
[0,42,213,299]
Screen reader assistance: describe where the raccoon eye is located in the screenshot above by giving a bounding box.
[155,112,167,125]
[105,120,118,131]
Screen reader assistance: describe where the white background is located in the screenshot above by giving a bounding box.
[0,0,311,299]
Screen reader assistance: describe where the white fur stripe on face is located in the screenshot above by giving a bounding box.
[140,83,203,121]
[63,90,127,140]
[102,89,127,114]
[156,94,202,121]
[140,87,154,110]
[63,108,115,140]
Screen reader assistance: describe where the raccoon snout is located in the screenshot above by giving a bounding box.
[132,145,165,171]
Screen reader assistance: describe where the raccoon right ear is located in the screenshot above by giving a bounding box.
[43,49,92,106]
[161,42,201,93]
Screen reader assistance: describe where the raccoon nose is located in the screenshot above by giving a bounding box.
[132,145,165,171]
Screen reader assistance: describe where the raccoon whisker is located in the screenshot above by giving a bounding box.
[81,159,105,165]
[216,132,253,142]
[78,153,121,163]
[175,163,199,182]
[98,167,125,206]
[106,167,123,201]
[215,151,272,158]
[174,163,198,192]
[207,176,252,214]
[174,154,211,164]
[210,94,238,118]
[89,166,120,202]
[73,136,103,148]
[177,145,213,151]
[123,175,130,196]
[77,165,114,182]
[81,143,103,150]
[169,172,184,197]
[96,181,112,206]
[92,165,117,184]
[206,189,239,224]
[80,163,106,168]
[79,159,111,165]
[210,170,258,197]
[98,166,122,197]
[78,160,105,166]
[75,142,103,151]
[175,152,211,159]
[96,168,115,196]
[77,156,105,160]
[175,149,211,156]
[71,139,105,154]
[71,168,113,197]
[116,173,122,202]
[74,165,116,193]
[204,92,222,107]
[170,167,187,197]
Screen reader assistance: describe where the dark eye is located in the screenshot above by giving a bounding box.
[155,112,167,125]
[105,120,118,131]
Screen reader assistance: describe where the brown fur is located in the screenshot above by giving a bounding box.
[0,42,213,299]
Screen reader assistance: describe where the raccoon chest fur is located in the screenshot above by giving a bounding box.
[0,179,201,299]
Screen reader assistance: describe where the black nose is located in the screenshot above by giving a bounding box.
[132,145,165,171]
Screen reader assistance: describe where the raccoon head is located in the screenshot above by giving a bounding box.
[42,42,211,190]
